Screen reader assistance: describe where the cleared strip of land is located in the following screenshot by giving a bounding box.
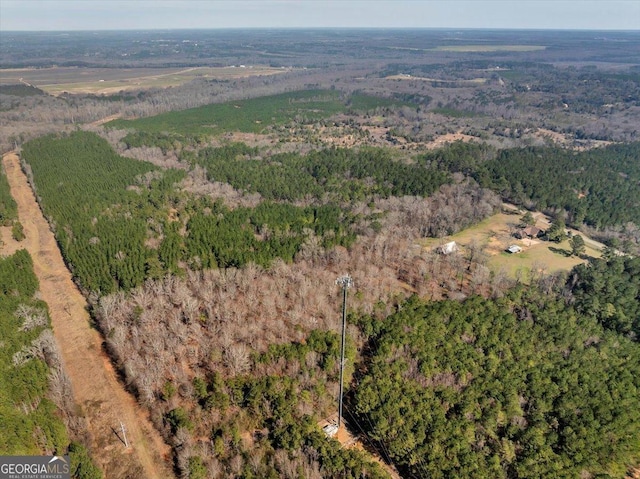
[432,45,546,52]
[385,74,487,84]
[2,152,172,479]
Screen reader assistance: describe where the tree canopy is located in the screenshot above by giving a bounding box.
[569,255,640,340]
[353,293,640,478]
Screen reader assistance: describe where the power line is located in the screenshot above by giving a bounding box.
[335,274,353,432]
[332,276,407,478]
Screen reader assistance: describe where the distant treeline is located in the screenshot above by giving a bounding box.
[0,84,46,98]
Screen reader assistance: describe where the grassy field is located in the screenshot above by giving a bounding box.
[424,209,603,280]
[109,90,409,136]
[0,66,289,95]
[487,237,601,279]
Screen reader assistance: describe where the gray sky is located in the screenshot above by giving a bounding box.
[1,0,639,31]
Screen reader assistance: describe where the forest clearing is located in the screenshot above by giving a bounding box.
[1,152,172,478]
[425,207,604,280]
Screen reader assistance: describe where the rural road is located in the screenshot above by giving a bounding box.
[2,152,172,479]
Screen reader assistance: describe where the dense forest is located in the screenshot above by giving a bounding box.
[352,292,640,478]
[87,239,640,478]
[421,140,640,234]
[474,143,640,228]
[21,132,167,293]
[191,144,450,202]
[569,254,640,341]
[2,22,640,479]
[109,90,406,138]
[0,250,101,478]
[22,132,358,293]
[111,87,640,238]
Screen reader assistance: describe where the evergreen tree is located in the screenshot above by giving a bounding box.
[520,211,535,226]
[546,216,567,243]
[569,234,586,257]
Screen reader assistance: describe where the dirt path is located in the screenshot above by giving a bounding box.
[2,152,172,479]
[87,113,122,127]
[340,427,403,479]
[319,415,403,479]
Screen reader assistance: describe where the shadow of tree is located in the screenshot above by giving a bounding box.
[548,246,572,257]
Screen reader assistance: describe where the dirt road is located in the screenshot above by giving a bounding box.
[2,152,172,479]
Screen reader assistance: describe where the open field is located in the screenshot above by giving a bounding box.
[424,207,603,280]
[487,236,601,279]
[0,66,290,95]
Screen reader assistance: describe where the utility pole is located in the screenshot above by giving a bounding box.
[336,274,353,432]
[120,421,129,448]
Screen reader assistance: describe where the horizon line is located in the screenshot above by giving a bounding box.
[2,26,640,34]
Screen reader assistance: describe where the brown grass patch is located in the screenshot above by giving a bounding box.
[0,225,22,257]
